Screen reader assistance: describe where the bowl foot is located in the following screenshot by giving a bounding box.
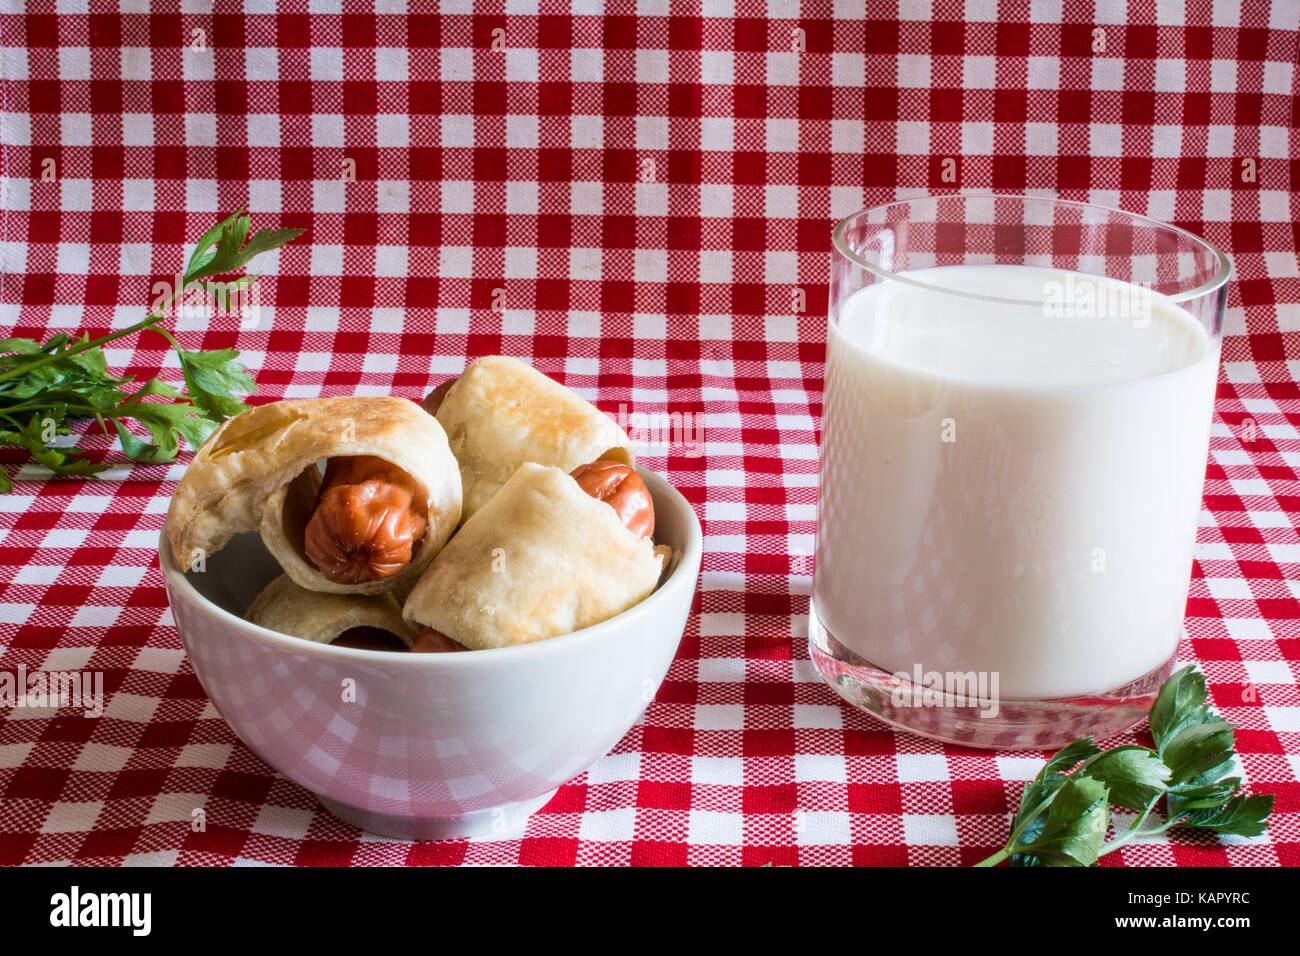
[317,789,558,842]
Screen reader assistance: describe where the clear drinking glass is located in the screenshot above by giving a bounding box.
[811,195,1230,750]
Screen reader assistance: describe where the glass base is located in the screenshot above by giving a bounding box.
[808,608,1174,751]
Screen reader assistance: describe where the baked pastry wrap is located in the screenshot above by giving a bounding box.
[245,574,417,645]
[403,462,664,650]
[165,396,461,595]
[435,355,634,520]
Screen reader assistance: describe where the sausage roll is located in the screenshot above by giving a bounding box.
[165,396,462,595]
[402,462,665,650]
[245,574,417,646]
[433,355,635,520]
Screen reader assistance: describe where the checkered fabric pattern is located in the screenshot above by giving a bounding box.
[0,0,1297,866]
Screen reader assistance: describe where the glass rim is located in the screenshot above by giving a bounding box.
[831,194,1233,307]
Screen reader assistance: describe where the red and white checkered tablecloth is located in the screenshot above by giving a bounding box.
[0,1,1297,866]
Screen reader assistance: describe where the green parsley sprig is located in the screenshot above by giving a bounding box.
[976,666,1274,866]
[0,207,304,491]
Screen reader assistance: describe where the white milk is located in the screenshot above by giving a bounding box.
[813,265,1219,700]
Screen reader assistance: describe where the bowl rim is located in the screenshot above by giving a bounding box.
[158,466,702,667]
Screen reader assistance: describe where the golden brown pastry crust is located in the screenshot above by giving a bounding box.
[435,355,634,520]
[245,574,417,645]
[165,396,461,595]
[402,462,664,650]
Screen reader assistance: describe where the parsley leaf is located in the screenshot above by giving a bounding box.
[1083,745,1171,811]
[978,738,1102,867]
[1150,666,1275,837]
[174,347,256,420]
[0,208,303,490]
[977,665,1274,867]
[1014,776,1110,867]
[1169,794,1274,837]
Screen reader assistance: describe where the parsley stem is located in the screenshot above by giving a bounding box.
[0,287,182,386]
[1096,802,1192,857]
[4,401,130,421]
[973,846,1013,867]
[1094,796,1162,857]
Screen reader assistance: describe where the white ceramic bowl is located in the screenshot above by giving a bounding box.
[159,468,701,840]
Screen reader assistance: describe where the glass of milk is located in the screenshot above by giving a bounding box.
[810,195,1230,750]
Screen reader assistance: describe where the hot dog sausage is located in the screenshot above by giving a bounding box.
[570,460,655,538]
[303,455,429,584]
[406,461,653,654]
[330,626,411,652]
[420,377,458,416]
[410,628,469,653]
